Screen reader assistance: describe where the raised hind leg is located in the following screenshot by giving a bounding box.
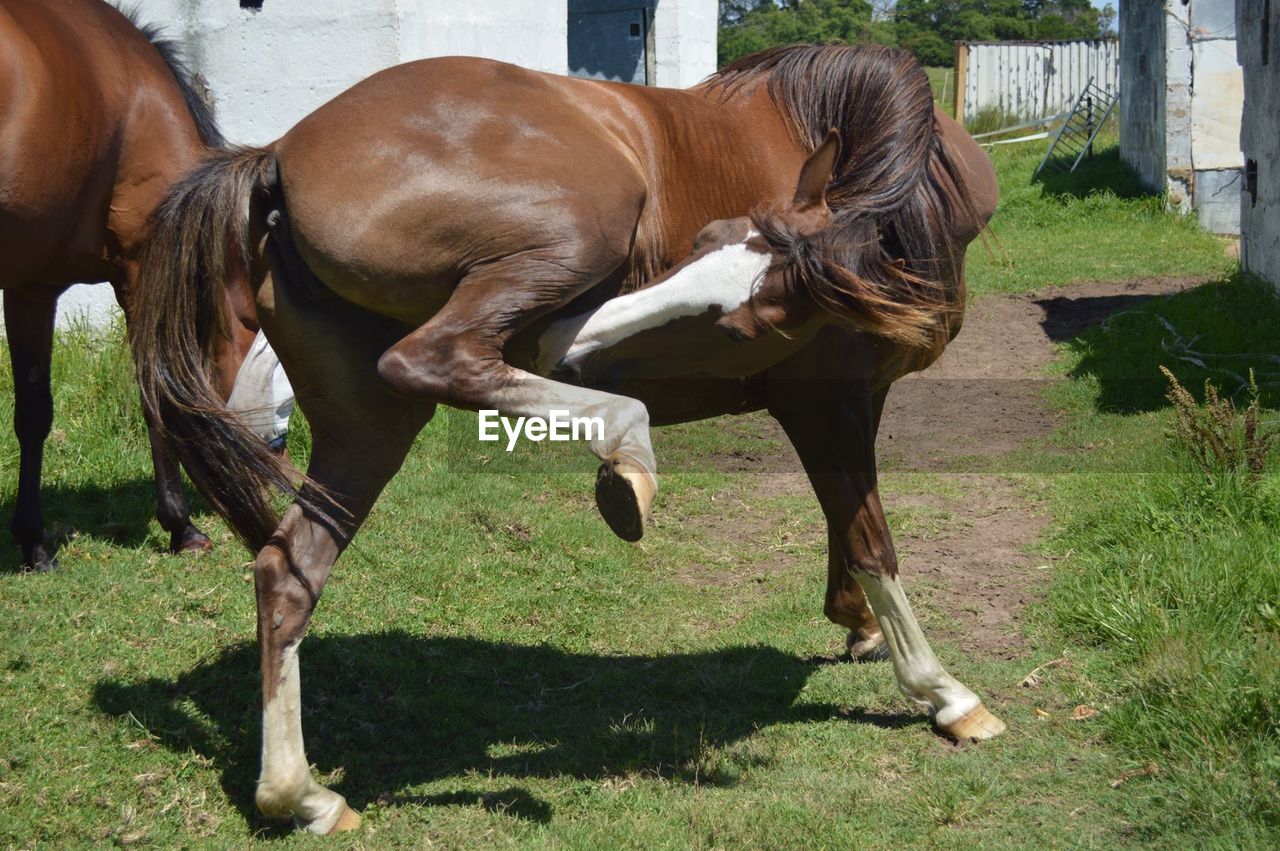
[249,251,435,832]
[376,257,657,541]
[5,289,59,571]
[767,352,1003,741]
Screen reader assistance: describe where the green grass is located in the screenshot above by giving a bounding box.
[1037,273,1280,844]
[965,137,1235,298]
[0,326,1129,847]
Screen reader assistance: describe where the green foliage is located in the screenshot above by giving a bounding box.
[1162,367,1278,482]
[718,0,1115,68]
[718,0,878,67]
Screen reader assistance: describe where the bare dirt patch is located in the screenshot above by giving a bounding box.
[687,277,1204,656]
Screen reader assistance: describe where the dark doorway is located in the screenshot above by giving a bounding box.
[568,0,656,85]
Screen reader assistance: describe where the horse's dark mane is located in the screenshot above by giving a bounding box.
[707,44,974,350]
[117,5,225,149]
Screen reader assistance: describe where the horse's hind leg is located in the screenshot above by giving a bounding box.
[249,249,435,833]
[768,366,1003,741]
[4,289,58,571]
[252,397,427,833]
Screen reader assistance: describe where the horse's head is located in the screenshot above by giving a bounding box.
[545,129,949,385]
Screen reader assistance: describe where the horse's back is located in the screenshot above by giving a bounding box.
[275,57,658,322]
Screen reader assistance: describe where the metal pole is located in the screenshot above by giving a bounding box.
[1086,94,1094,159]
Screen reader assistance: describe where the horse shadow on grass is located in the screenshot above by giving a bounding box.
[94,633,904,830]
[0,477,209,573]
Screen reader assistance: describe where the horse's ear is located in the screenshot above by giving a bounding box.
[792,128,841,212]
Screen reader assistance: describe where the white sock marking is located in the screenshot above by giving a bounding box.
[854,573,981,726]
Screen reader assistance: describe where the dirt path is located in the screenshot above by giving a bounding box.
[695,277,1203,658]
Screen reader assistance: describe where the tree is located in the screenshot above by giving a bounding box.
[719,0,876,66]
[717,0,1114,69]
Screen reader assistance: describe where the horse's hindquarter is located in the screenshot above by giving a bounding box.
[0,1,109,284]
[274,59,667,326]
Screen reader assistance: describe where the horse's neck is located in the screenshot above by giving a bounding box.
[616,82,804,293]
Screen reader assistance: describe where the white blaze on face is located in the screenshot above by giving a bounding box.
[535,233,769,374]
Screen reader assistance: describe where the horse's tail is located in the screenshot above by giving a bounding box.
[131,146,311,552]
[720,44,977,350]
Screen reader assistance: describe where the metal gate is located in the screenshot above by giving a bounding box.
[568,0,656,85]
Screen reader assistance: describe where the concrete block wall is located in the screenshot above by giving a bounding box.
[1119,0,1243,234]
[1237,0,1280,289]
[1119,1,1166,190]
[652,0,718,88]
[133,0,567,146]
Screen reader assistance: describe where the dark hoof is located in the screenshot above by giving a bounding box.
[170,526,213,555]
[22,543,59,573]
[846,630,890,663]
[595,459,653,542]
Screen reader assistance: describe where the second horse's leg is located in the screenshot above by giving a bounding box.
[145,421,213,554]
[4,289,58,571]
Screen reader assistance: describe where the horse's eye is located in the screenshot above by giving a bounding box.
[725,327,747,344]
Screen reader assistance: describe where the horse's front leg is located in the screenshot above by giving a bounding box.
[376,264,657,541]
[143,421,213,553]
[4,288,59,571]
[768,359,1003,741]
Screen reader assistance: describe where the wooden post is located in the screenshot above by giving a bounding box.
[953,42,968,125]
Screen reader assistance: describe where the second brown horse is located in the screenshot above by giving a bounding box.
[0,0,264,570]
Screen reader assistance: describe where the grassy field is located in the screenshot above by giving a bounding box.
[964,136,1234,297]
[2,141,1277,847]
[925,66,955,116]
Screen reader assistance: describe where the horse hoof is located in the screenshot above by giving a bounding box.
[595,458,655,542]
[24,546,59,573]
[170,527,213,555]
[25,555,59,573]
[846,630,889,662]
[936,703,1006,743]
[326,804,362,834]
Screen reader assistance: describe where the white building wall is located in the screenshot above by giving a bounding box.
[1119,0,1243,234]
[652,0,718,88]
[136,0,402,146]
[1237,0,1280,290]
[398,0,568,77]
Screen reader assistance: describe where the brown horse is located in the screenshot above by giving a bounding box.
[0,0,262,570]
[132,45,1001,832]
